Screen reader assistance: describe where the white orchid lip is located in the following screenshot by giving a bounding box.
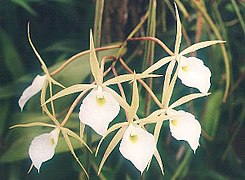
[29,128,60,172]
[178,56,211,93]
[18,74,47,111]
[169,110,201,152]
[119,124,156,173]
[79,87,120,135]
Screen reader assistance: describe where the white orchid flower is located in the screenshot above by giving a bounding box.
[29,128,60,172]
[119,124,156,174]
[79,87,120,135]
[177,56,211,93]
[18,75,46,111]
[169,110,201,152]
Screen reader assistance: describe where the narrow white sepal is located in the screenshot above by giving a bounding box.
[169,110,201,152]
[79,88,120,135]
[119,124,156,173]
[18,75,47,111]
[29,128,60,172]
[178,57,211,93]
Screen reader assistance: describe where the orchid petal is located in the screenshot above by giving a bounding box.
[19,75,46,111]
[29,128,60,172]
[79,88,120,135]
[169,110,201,152]
[119,124,156,173]
[178,57,211,93]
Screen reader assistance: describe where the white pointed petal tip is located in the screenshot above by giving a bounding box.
[18,75,46,111]
[178,56,211,93]
[29,128,60,172]
[79,88,120,135]
[169,110,201,152]
[119,124,156,173]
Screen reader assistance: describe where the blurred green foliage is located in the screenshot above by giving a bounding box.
[0,0,244,179]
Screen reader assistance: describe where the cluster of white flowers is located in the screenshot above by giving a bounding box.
[16,3,223,177]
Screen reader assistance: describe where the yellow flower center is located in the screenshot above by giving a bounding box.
[96,96,106,106]
[50,138,55,145]
[129,133,138,143]
[181,66,188,72]
[171,119,178,126]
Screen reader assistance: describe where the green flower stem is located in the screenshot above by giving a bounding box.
[222,105,245,161]
[231,0,245,36]
[171,149,192,180]
[143,0,156,116]
[93,0,104,47]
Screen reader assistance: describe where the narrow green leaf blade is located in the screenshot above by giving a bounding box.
[0,28,25,79]
[202,90,223,138]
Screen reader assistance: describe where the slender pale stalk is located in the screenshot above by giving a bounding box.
[119,58,163,108]
[128,37,173,56]
[49,44,121,76]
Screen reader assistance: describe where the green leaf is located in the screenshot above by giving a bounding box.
[0,128,46,163]
[0,126,95,163]
[93,0,104,47]
[11,0,37,16]
[142,0,156,70]
[0,28,25,79]
[0,101,10,135]
[171,149,192,179]
[231,0,245,36]
[202,90,223,138]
